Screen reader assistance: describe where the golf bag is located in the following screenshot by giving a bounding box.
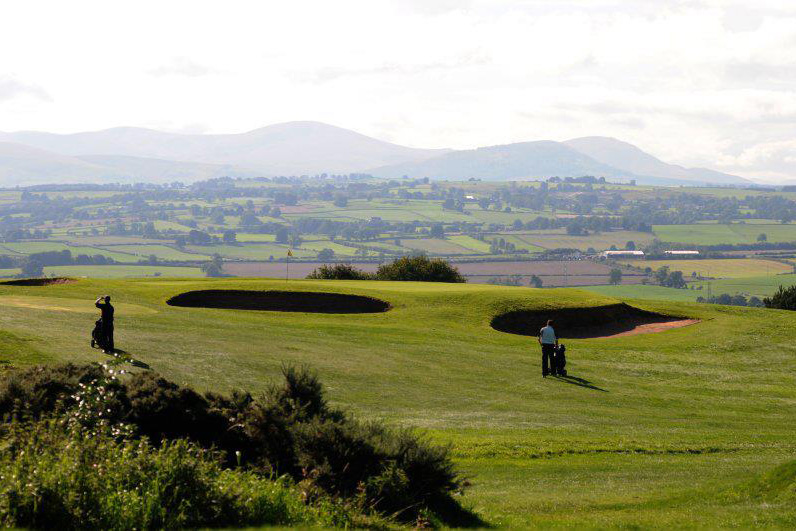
[555,344,567,376]
[91,318,107,350]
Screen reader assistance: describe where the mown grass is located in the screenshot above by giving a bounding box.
[0,278,795,527]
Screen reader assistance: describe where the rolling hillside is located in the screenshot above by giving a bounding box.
[0,278,795,526]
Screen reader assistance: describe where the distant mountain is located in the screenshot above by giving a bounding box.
[563,136,750,185]
[369,141,638,181]
[0,142,253,185]
[0,142,107,184]
[0,121,749,186]
[371,137,749,185]
[0,121,448,178]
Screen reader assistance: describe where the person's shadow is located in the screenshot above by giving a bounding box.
[553,374,608,392]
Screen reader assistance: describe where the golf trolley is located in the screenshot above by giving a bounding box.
[91,318,108,351]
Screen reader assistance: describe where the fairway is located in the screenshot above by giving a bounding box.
[1,278,795,527]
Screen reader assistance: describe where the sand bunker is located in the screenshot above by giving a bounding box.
[166,290,391,314]
[1,277,75,286]
[491,303,698,339]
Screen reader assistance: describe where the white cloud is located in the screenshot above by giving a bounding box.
[0,0,794,181]
[0,76,51,103]
[148,57,215,78]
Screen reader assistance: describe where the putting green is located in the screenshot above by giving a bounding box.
[0,295,157,316]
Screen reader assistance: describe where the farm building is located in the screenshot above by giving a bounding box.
[602,250,645,258]
[664,250,700,255]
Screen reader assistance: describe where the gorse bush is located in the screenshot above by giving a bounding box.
[0,420,364,529]
[375,256,466,283]
[307,263,373,280]
[307,256,466,283]
[0,363,468,524]
[764,285,796,310]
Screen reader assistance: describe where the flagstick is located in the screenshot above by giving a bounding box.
[286,251,290,282]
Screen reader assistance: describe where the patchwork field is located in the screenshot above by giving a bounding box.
[1,278,795,527]
[621,258,794,278]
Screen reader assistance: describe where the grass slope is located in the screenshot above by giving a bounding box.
[0,278,795,527]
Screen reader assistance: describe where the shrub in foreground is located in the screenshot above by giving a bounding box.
[0,363,469,525]
[0,420,365,529]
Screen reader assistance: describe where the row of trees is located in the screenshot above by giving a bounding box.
[697,294,764,307]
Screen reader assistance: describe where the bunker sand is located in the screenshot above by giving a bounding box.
[585,318,700,339]
[492,303,699,339]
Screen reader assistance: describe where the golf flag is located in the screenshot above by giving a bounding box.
[287,249,293,257]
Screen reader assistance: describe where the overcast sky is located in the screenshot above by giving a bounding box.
[1,0,795,181]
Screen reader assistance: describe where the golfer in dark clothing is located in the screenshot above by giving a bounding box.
[95,295,115,353]
[538,319,558,377]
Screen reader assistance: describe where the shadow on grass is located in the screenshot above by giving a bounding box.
[106,349,150,370]
[553,374,608,392]
[429,494,492,528]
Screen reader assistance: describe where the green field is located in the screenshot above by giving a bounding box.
[447,234,493,253]
[692,273,796,299]
[584,274,796,301]
[515,230,655,251]
[399,237,477,255]
[621,258,794,278]
[46,265,204,278]
[187,244,315,260]
[0,242,141,263]
[103,244,213,261]
[653,223,796,245]
[579,284,703,302]
[1,278,795,527]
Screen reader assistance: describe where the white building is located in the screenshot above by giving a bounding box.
[602,250,645,258]
[664,250,699,255]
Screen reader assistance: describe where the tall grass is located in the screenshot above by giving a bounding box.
[0,362,474,526]
[0,420,370,529]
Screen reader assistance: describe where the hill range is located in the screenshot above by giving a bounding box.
[0,121,749,186]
